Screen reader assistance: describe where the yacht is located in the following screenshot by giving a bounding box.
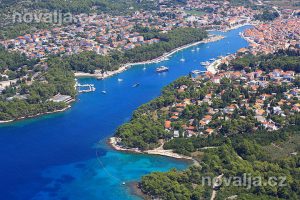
[200,61,210,66]
[191,70,201,74]
[118,78,123,82]
[101,90,107,94]
[180,51,185,62]
[156,66,169,73]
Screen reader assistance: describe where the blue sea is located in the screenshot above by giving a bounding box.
[0,26,251,200]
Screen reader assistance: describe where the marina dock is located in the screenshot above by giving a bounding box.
[76,83,96,93]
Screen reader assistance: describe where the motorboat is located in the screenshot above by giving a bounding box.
[156,66,169,73]
[191,70,201,74]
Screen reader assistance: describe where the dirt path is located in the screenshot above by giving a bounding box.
[211,174,224,200]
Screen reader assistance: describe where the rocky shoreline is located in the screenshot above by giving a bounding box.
[128,182,152,200]
[109,137,198,165]
[0,100,74,124]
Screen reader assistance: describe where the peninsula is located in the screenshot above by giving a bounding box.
[112,49,300,200]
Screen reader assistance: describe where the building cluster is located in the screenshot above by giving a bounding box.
[0,13,168,59]
[243,17,300,54]
[164,67,299,138]
[185,0,259,29]
[0,1,260,59]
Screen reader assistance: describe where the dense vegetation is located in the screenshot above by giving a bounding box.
[117,52,300,150]
[123,28,207,63]
[0,56,75,121]
[224,50,300,73]
[0,27,206,121]
[116,67,299,151]
[164,115,300,155]
[115,77,192,150]
[140,125,300,200]
[113,51,300,199]
[0,23,51,40]
[254,10,279,21]
[0,45,38,80]
[62,28,207,73]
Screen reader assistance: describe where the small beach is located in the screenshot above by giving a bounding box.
[109,137,197,164]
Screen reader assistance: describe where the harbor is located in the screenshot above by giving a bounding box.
[74,34,225,80]
[0,26,251,200]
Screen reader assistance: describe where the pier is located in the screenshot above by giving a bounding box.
[76,83,96,93]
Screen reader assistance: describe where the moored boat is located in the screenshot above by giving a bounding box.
[191,70,201,74]
[200,61,210,66]
[156,66,169,73]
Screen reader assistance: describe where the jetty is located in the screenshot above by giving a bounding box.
[76,83,96,93]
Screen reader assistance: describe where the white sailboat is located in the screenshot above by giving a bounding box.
[180,51,185,62]
[191,70,201,74]
[102,79,107,94]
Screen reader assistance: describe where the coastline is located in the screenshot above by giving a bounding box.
[75,23,255,80]
[0,35,224,125]
[1,25,252,125]
[0,100,74,124]
[128,182,151,200]
[221,22,252,32]
[108,137,198,164]
[206,58,222,75]
[74,35,225,80]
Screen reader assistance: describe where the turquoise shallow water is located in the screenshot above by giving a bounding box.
[0,26,251,200]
